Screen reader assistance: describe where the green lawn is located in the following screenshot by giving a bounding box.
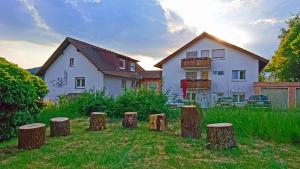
[1,117,300,169]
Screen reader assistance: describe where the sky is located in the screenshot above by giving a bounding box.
[0,0,299,70]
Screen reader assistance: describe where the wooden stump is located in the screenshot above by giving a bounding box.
[123,112,137,128]
[18,123,46,149]
[89,112,107,131]
[149,113,167,131]
[206,123,236,150]
[181,105,201,139]
[50,117,70,137]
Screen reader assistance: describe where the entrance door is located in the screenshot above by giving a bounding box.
[198,93,209,108]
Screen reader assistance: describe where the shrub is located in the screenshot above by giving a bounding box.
[0,57,48,141]
[76,91,116,117]
[115,88,178,120]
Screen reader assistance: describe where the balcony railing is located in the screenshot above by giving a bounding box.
[181,57,211,68]
[180,79,211,89]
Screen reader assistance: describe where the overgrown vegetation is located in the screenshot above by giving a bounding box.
[0,57,48,141]
[37,88,179,124]
[204,107,300,144]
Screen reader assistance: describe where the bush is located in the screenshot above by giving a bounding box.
[0,57,48,141]
[76,91,116,117]
[115,88,178,120]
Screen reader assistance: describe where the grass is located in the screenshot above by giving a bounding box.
[203,107,300,144]
[0,116,300,168]
[1,107,300,168]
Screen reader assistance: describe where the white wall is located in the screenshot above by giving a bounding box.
[104,75,135,97]
[162,38,259,102]
[44,44,104,101]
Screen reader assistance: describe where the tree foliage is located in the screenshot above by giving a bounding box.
[265,14,300,81]
[0,57,48,141]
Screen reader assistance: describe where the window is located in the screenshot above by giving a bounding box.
[187,92,197,101]
[148,82,158,90]
[186,72,197,80]
[69,58,74,67]
[202,71,209,80]
[232,70,246,81]
[186,51,197,59]
[213,71,224,75]
[119,59,125,69]
[75,77,85,89]
[129,63,135,72]
[212,49,225,59]
[201,50,209,57]
[131,80,137,88]
[121,79,126,89]
[232,93,245,102]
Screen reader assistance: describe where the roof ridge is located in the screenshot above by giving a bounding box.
[67,37,138,62]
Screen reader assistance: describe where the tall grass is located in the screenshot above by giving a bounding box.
[36,99,82,125]
[203,107,300,144]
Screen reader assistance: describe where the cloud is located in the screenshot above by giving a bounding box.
[155,0,261,47]
[19,0,50,30]
[249,18,285,25]
[64,0,102,22]
[0,40,58,69]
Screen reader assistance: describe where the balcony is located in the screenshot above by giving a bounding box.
[180,79,211,89]
[181,57,211,68]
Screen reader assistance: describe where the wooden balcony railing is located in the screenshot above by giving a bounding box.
[180,79,211,89]
[181,57,211,68]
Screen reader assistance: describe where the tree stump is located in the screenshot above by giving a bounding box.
[50,117,70,137]
[206,123,236,150]
[122,112,137,128]
[18,123,46,149]
[149,113,167,131]
[89,112,107,131]
[181,105,201,139]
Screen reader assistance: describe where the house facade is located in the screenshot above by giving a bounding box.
[155,32,269,108]
[37,37,142,101]
[139,70,162,92]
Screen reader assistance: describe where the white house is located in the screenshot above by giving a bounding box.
[37,37,144,101]
[155,32,269,108]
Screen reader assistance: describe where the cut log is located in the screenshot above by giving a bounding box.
[50,117,70,137]
[89,112,107,131]
[18,123,46,149]
[181,105,201,139]
[149,113,167,131]
[206,123,236,150]
[123,112,137,128]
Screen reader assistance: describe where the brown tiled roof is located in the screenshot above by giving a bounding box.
[140,70,162,79]
[155,32,269,72]
[37,37,139,78]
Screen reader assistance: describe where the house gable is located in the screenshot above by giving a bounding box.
[155,32,269,72]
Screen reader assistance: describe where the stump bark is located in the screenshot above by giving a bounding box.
[18,123,46,149]
[206,123,236,150]
[181,105,201,139]
[149,113,167,131]
[50,117,70,137]
[89,112,107,131]
[123,112,137,128]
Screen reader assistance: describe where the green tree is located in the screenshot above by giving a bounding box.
[265,14,300,81]
[0,57,48,141]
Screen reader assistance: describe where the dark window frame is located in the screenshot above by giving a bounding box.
[69,58,75,67]
[75,77,85,89]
